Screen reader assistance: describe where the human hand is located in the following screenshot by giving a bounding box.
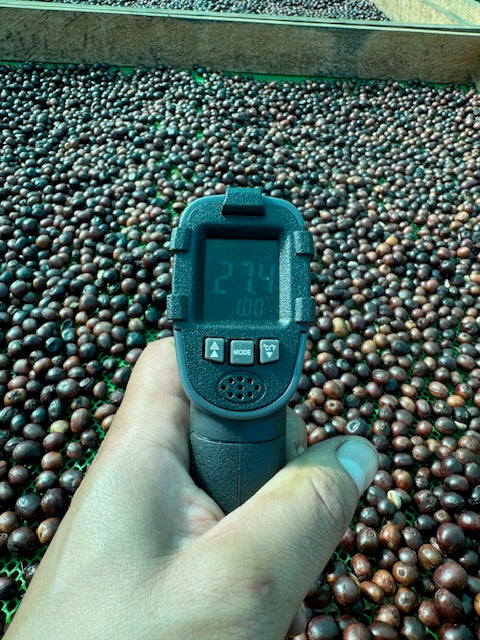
[5,337,378,640]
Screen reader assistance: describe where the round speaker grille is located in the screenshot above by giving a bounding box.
[217,371,264,404]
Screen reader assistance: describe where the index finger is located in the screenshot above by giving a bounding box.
[107,337,190,466]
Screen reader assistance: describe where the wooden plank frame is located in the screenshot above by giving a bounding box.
[0,1,479,87]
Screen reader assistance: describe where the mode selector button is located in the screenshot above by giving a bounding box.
[205,338,225,363]
[230,340,254,365]
[259,339,280,363]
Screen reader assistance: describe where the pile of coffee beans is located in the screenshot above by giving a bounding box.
[0,61,479,638]
[43,0,390,21]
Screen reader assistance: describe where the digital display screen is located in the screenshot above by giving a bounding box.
[203,239,279,321]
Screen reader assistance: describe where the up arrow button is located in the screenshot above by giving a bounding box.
[204,338,225,363]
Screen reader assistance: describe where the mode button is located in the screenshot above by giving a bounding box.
[230,340,254,365]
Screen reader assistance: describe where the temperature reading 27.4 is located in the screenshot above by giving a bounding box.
[203,238,279,321]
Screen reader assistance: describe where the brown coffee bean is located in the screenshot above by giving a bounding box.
[456,510,480,533]
[40,487,67,517]
[7,526,37,556]
[34,470,59,492]
[418,543,443,570]
[474,592,480,617]
[0,511,20,534]
[59,468,84,494]
[357,527,381,556]
[50,419,70,435]
[331,575,361,607]
[369,622,398,640]
[65,441,84,460]
[80,428,99,448]
[12,440,42,464]
[392,562,419,587]
[351,554,372,581]
[372,569,397,597]
[41,451,64,471]
[436,522,466,556]
[307,614,340,640]
[359,580,385,604]
[14,493,41,520]
[434,588,464,623]
[42,431,66,451]
[8,465,31,486]
[94,403,117,421]
[394,587,418,614]
[373,604,400,628]
[399,617,425,640]
[344,623,373,640]
[418,600,441,628]
[428,381,449,399]
[23,562,39,586]
[379,524,401,550]
[37,517,60,545]
[0,576,17,600]
[433,561,468,591]
[70,407,91,433]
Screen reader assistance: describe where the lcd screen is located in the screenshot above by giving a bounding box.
[203,239,279,321]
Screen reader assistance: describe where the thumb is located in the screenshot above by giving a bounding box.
[208,436,378,638]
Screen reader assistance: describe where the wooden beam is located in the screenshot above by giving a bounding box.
[372,0,474,25]
[0,2,479,87]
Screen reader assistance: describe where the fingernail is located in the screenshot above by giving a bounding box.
[336,439,378,495]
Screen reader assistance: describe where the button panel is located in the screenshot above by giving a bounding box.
[204,338,280,365]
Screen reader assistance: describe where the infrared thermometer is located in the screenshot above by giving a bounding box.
[167,187,314,513]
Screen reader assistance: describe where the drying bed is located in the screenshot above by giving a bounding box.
[36,0,390,21]
[0,62,479,637]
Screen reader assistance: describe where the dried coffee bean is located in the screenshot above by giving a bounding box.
[35,470,59,492]
[394,587,418,615]
[360,580,385,604]
[372,570,397,597]
[418,600,442,628]
[399,617,425,640]
[344,623,373,640]
[12,440,42,464]
[434,588,464,623]
[374,604,400,628]
[59,469,84,494]
[392,562,419,587]
[436,523,466,556]
[369,622,398,640]
[307,614,340,640]
[15,493,41,520]
[40,487,67,517]
[331,575,361,607]
[23,562,39,586]
[8,465,31,486]
[0,511,20,534]
[351,554,373,582]
[37,517,60,545]
[70,407,91,433]
[418,543,443,570]
[7,526,37,555]
[433,562,468,591]
[0,576,17,600]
